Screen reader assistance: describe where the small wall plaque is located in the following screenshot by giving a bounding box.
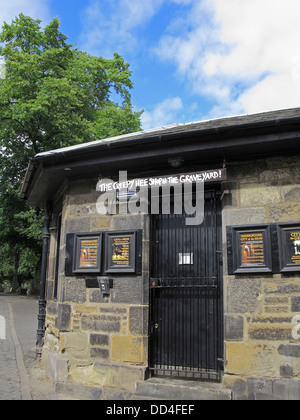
[74,233,102,274]
[104,231,140,274]
[227,225,279,274]
[65,233,102,275]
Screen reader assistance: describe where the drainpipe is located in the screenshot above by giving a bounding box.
[36,201,52,356]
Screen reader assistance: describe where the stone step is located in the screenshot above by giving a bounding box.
[55,382,134,400]
[54,378,232,400]
[134,378,232,400]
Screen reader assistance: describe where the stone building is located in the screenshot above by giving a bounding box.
[21,108,300,400]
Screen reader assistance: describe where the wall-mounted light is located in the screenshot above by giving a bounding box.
[168,157,184,168]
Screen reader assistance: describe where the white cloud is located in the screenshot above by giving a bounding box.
[79,0,165,57]
[0,0,51,28]
[210,0,300,115]
[155,0,300,118]
[141,97,183,130]
[240,71,300,114]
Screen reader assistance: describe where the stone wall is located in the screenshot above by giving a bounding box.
[222,156,300,398]
[42,179,150,391]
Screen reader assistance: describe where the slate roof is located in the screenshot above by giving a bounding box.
[34,107,300,161]
[20,107,300,208]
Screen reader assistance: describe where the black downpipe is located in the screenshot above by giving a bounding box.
[36,201,52,356]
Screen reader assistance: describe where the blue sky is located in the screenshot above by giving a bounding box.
[1,0,300,130]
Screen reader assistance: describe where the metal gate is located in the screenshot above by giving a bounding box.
[149,189,223,381]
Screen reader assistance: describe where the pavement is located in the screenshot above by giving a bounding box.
[0,293,59,400]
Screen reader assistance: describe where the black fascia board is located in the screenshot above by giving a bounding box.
[38,125,300,172]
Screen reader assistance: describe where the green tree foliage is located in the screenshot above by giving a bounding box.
[0,14,142,292]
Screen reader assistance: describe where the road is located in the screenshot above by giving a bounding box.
[0,294,57,400]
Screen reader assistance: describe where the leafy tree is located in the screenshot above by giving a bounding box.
[0,187,42,291]
[0,14,142,292]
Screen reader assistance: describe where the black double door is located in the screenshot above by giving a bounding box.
[149,189,223,381]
